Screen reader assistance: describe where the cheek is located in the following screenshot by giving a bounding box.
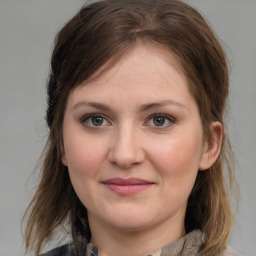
[63,131,108,179]
[155,137,202,170]
[63,134,108,208]
[149,133,203,191]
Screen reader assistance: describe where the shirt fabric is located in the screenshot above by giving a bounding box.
[41,219,240,256]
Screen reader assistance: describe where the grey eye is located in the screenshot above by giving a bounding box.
[153,117,166,126]
[145,114,175,128]
[82,114,110,128]
[91,116,104,126]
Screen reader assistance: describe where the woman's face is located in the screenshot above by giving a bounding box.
[62,44,212,236]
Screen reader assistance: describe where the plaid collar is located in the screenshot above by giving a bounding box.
[84,230,203,256]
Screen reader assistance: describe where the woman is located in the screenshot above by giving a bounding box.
[24,0,239,255]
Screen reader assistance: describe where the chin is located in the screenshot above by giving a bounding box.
[110,218,153,232]
[104,209,161,232]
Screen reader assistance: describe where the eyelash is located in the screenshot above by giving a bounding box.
[81,114,110,128]
[144,113,176,129]
[81,113,176,129]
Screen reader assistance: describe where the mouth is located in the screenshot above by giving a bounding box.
[101,178,154,195]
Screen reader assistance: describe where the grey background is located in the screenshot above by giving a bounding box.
[0,1,255,255]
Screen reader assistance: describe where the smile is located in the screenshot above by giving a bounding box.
[102,178,154,195]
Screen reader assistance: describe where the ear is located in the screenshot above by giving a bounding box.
[61,141,68,166]
[62,154,67,166]
[199,121,223,171]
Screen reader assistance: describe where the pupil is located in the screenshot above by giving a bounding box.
[92,116,103,126]
[154,117,165,126]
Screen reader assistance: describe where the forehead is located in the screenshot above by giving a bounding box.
[66,44,196,113]
[78,43,186,89]
[76,42,186,86]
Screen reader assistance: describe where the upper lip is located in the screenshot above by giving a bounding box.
[102,178,154,185]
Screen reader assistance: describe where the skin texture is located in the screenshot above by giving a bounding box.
[62,44,222,256]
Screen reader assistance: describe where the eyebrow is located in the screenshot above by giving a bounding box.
[138,100,187,112]
[73,101,112,111]
[72,99,187,112]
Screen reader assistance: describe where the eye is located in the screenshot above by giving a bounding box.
[81,114,110,128]
[145,114,175,128]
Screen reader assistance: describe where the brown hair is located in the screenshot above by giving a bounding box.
[24,0,238,255]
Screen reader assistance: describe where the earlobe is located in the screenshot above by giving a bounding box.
[199,122,223,171]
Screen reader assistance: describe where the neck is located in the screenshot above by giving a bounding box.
[89,214,186,256]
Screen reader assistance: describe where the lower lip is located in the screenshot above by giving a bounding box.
[104,184,153,195]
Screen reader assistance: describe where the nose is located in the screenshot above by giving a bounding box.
[108,125,145,169]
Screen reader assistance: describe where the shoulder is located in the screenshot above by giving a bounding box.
[39,243,77,256]
[221,246,242,256]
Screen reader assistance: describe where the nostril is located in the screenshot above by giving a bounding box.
[107,128,145,168]
[108,145,145,169]
[108,152,139,169]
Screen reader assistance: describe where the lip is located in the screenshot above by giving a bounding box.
[102,178,154,195]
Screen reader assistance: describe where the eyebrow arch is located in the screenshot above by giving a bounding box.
[72,99,187,112]
[72,101,112,111]
[138,100,187,112]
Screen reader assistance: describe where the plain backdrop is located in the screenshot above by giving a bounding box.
[0,1,255,255]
